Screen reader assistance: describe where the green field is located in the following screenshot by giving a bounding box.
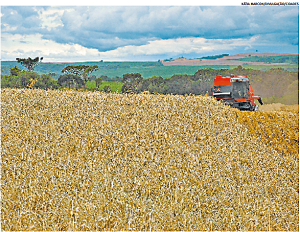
[93,65,233,79]
[229,55,299,64]
[86,80,123,92]
[234,64,299,72]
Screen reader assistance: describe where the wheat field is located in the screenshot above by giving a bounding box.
[1,88,298,231]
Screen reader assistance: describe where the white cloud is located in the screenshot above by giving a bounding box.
[37,7,74,30]
[1,33,101,62]
[1,6,298,58]
[1,23,18,32]
[0,32,292,62]
[97,36,260,59]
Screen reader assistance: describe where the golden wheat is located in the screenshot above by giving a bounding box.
[1,88,298,231]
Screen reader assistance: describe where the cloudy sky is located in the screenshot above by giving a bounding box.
[1,3,299,62]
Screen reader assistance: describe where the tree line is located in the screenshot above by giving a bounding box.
[120,65,299,104]
[1,57,102,90]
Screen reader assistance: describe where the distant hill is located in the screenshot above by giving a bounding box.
[161,53,299,66]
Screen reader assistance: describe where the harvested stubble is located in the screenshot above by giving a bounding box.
[259,103,299,112]
[1,88,298,231]
[236,110,299,156]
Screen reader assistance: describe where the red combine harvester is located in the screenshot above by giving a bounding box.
[212,74,263,111]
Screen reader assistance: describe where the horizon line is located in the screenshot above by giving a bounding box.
[1,52,299,63]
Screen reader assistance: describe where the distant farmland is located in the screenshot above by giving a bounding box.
[1,53,298,79]
[1,61,232,79]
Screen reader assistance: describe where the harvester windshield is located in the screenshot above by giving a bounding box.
[231,78,249,99]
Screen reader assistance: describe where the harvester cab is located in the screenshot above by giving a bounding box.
[213,75,263,111]
[231,77,249,99]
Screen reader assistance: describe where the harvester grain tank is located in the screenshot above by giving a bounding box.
[212,75,263,111]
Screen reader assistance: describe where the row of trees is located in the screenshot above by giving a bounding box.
[1,66,59,89]
[2,63,215,94]
[120,65,299,104]
[121,73,213,95]
[1,66,104,90]
[2,57,101,90]
[121,66,242,95]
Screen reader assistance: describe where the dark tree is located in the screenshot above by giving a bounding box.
[95,77,103,88]
[83,65,99,82]
[16,57,43,72]
[61,65,89,76]
[61,65,98,83]
[48,72,57,78]
[35,74,59,90]
[103,85,111,93]
[121,73,143,93]
[58,74,85,89]
[122,73,143,84]
[18,71,39,88]
[137,76,165,93]
[10,66,21,76]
